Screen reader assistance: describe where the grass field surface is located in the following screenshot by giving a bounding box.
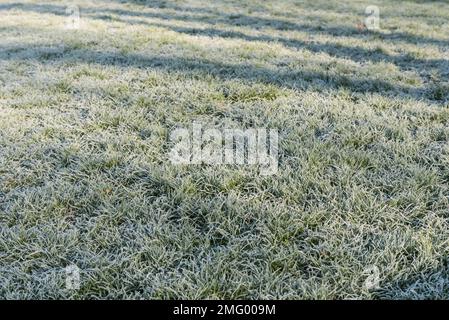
[0,0,449,299]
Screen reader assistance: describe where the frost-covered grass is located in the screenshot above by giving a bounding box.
[1,0,449,299]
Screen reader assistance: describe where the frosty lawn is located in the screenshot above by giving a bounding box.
[0,0,449,299]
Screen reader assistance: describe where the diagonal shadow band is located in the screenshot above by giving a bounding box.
[1,1,448,48]
[111,18,449,79]
[0,43,433,101]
